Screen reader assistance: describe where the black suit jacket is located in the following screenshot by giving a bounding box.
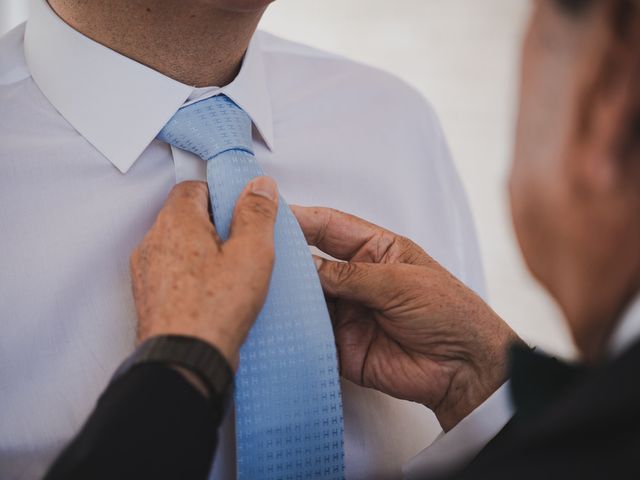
[45,341,640,480]
[449,340,640,480]
[44,364,220,480]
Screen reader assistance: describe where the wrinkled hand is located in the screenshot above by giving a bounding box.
[131,178,278,370]
[292,206,521,431]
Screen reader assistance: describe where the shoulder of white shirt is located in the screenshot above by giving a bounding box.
[257,30,439,116]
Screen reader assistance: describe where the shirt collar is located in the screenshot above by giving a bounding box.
[23,0,274,174]
[608,293,640,358]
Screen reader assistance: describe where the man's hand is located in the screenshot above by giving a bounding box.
[292,206,521,431]
[131,178,278,370]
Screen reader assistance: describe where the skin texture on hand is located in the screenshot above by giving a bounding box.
[292,205,522,431]
[130,178,278,370]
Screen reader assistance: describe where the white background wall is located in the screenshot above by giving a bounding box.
[0,0,575,358]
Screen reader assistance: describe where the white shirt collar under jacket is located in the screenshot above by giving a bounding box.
[23,0,274,174]
[608,293,640,358]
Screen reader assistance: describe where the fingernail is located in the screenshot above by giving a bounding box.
[250,176,277,201]
[313,256,323,270]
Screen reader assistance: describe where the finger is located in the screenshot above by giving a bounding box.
[292,205,427,265]
[331,300,375,383]
[324,292,337,323]
[313,256,393,309]
[227,176,279,263]
[158,180,222,245]
[291,206,387,260]
[165,180,211,222]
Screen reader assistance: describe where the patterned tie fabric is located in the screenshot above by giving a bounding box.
[157,95,345,479]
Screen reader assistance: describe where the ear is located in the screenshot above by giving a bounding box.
[571,0,640,195]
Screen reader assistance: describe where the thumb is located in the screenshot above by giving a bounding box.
[314,256,392,309]
[227,176,279,260]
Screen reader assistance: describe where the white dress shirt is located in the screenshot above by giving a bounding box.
[404,294,640,479]
[0,1,486,479]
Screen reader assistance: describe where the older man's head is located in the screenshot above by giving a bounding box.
[511,0,640,360]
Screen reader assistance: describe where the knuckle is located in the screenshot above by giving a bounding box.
[398,235,431,265]
[171,180,207,198]
[168,181,208,211]
[246,196,277,221]
[397,235,418,255]
[333,261,360,286]
[314,207,338,244]
[367,231,397,262]
[373,232,425,264]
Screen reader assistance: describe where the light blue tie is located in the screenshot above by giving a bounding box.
[158,95,345,480]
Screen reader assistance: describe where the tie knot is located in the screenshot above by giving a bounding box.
[157,94,254,160]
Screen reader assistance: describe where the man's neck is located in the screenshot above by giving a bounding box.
[568,278,640,364]
[47,0,266,87]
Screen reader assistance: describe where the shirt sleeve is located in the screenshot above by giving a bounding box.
[402,381,514,480]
